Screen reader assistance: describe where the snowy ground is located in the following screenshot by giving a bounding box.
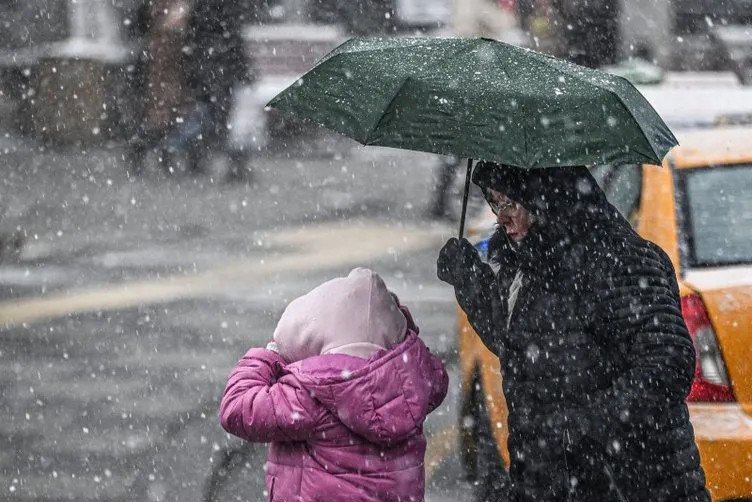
[0,121,473,501]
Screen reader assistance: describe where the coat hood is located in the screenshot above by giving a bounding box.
[273,267,407,363]
[288,333,447,446]
[471,161,620,230]
[471,162,633,273]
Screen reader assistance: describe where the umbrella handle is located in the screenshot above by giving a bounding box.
[458,158,474,239]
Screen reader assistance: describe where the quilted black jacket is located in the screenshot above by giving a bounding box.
[455,163,710,502]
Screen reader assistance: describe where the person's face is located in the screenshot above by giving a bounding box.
[485,189,534,242]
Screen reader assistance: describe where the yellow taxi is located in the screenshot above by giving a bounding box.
[457,125,752,501]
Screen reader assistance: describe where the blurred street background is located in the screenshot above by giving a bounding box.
[1,0,751,501]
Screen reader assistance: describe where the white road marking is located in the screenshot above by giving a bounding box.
[0,221,449,327]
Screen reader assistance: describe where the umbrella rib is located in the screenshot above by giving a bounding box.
[550,63,668,161]
[603,83,665,162]
[517,51,674,164]
[611,76,678,156]
[489,42,528,165]
[364,76,412,144]
[427,39,499,78]
[489,41,514,81]
[523,115,529,167]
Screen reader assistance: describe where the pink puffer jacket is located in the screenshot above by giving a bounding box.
[219,332,448,502]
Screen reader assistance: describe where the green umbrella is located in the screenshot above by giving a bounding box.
[267,37,677,237]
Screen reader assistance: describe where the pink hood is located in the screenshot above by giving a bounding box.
[288,332,443,446]
[273,267,407,361]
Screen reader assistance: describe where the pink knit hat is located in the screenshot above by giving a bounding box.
[273,268,408,362]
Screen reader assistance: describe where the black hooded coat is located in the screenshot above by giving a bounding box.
[445,162,710,501]
[182,0,251,146]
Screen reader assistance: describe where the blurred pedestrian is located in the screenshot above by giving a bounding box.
[551,0,621,67]
[128,0,191,174]
[0,196,23,262]
[219,267,448,502]
[428,154,462,220]
[437,162,710,501]
[183,0,253,181]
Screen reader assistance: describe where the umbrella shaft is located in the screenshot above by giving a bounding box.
[458,158,474,239]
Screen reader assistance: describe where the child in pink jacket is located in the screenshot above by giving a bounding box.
[219,267,448,502]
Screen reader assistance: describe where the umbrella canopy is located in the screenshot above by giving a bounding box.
[267,36,678,169]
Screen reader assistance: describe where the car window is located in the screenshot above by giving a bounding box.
[680,164,752,266]
[603,164,642,221]
[590,163,641,223]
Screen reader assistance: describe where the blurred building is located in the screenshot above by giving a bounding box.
[2,0,750,148]
[0,0,265,146]
[0,0,147,144]
[0,0,451,148]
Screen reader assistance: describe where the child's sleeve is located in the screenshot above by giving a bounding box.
[219,348,321,442]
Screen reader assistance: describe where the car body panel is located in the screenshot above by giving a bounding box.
[688,403,752,500]
[637,79,752,131]
[458,308,510,466]
[637,162,680,270]
[670,127,752,169]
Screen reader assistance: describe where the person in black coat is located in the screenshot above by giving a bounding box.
[182,0,253,179]
[438,161,710,502]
